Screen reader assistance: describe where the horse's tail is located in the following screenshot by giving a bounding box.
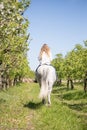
[39,81,48,99]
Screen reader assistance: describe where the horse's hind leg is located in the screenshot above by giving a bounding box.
[47,83,52,105]
[42,98,46,104]
[48,92,51,105]
[48,87,52,105]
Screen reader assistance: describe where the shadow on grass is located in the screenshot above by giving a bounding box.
[24,101,43,109]
[0,98,6,104]
[53,86,87,112]
[62,91,87,100]
[63,102,87,112]
[52,87,67,94]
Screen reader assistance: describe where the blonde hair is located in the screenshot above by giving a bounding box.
[39,44,51,59]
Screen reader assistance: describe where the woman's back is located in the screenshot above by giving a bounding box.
[38,44,52,65]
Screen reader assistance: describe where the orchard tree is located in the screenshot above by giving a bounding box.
[52,41,87,90]
[64,42,87,89]
[52,53,64,85]
[64,51,75,89]
[0,0,31,89]
[82,41,87,92]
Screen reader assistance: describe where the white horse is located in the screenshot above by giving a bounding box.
[36,64,56,105]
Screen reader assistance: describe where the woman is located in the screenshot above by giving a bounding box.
[35,44,52,82]
[38,44,52,65]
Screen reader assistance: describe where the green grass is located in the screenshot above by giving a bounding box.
[0,82,87,130]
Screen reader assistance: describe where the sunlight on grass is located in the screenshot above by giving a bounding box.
[0,83,87,130]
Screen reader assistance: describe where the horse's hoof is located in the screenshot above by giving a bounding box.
[45,103,51,107]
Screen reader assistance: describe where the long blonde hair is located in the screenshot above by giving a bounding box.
[39,44,51,59]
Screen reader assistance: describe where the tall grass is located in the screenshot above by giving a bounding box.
[0,82,87,130]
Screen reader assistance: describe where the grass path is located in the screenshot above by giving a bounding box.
[0,83,87,130]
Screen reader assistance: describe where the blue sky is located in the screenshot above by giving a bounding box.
[24,0,87,70]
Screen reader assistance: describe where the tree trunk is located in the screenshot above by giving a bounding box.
[2,75,8,90]
[84,72,87,93]
[70,79,74,89]
[67,77,74,90]
[57,79,62,86]
[0,75,2,89]
[67,79,69,89]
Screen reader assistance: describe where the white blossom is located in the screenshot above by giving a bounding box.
[0,3,4,10]
[12,28,15,31]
